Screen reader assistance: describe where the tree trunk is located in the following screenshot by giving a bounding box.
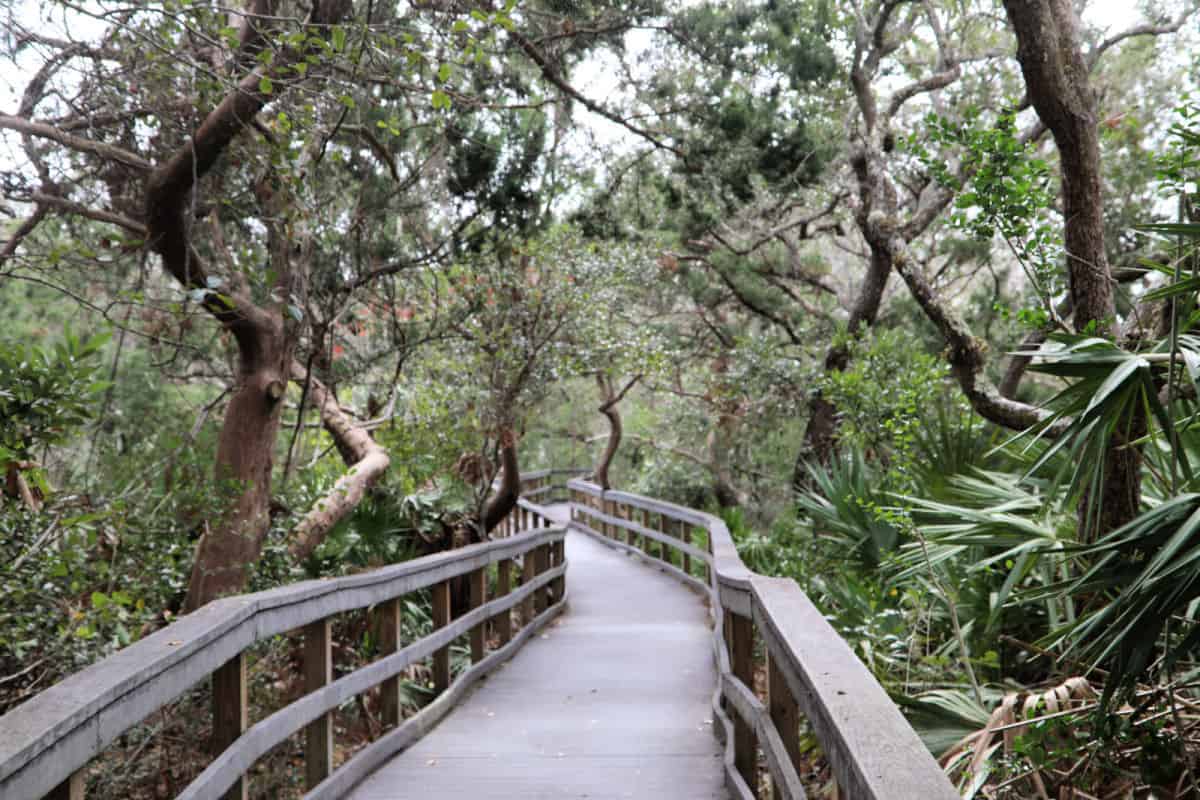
[794,248,891,490]
[592,373,641,491]
[593,375,621,490]
[1003,0,1140,539]
[481,428,521,536]
[185,323,292,610]
[288,364,391,562]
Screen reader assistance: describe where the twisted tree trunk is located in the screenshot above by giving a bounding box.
[1003,0,1141,539]
[592,373,641,490]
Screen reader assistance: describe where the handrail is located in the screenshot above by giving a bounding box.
[567,478,958,800]
[0,496,567,800]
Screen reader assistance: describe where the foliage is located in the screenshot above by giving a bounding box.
[0,332,109,464]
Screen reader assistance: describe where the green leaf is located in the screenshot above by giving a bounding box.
[332,25,346,52]
[259,75,273,95]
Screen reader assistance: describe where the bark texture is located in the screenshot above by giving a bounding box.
[1003,0,1140,538]
[140,0,351,610]
[482,429,521,535]
[592,374,640,491]
[288,365,392,562]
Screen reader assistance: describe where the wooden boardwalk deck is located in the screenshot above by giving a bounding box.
[347,505,728,799]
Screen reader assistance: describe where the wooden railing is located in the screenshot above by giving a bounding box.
[567,479,959,800]
[0,495,566,800]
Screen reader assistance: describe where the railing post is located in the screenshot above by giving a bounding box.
[432,580,452,693]
[522,548,537,623]
[727,609,757,793]
[534,543,550,614]
[655,513,668,563]
[551,538,566,601]
[379,597,403,728]
[768,650,803,784]
[46,770,85,800]
[212,653,248,800]
[304,619,334,790]
[496,558,513,645]
[469,566,487,663]
[682,523,693,576]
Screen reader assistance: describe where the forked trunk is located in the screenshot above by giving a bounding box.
[184,319,292,611]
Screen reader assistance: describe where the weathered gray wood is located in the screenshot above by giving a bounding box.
[46,769,84,800]
[469,567,486,663]
[568,479,954,800]
[0,526,566,800]
[174,567,567,800]
[751,576,958,799]
[682,522,693,576]
[534,544,550,614]
[720,674,807,800]
[768,651,803,789]
[307,597,567,800]
[521,545,536,624]
[347,519,725,800]
[379,598,403,728]
[568,520,711,599]
[305,619,334,790]
[496,559,513,645]
[571,503,712,566]
[432,581,451,694]
[211,653,247,800]
[727,611,757,793]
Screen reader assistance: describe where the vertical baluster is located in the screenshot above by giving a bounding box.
[551,538,566,601]
[432,581,452,693]
[497,558,513,645]
[534,544,550,614]
[682,523,693,576]
[768,651,803,785]
[656,513,667,562]
[304,619,333,790]
[46,770,85,800]
[379,597,403,728]
[522,547,537,623]
[212,653,248,800]
[469,567,487,663]
[727,610,757,793]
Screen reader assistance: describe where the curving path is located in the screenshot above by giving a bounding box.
[347,505,728,799]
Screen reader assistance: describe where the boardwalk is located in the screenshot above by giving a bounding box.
[348,506,728,799]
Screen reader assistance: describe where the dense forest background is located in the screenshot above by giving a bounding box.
[5,0,1200,796]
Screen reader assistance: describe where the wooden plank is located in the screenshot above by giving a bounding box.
[571,504,711,566]
[727,610,757,794]
[0,527,565,800]
[682,524,693,576]
[432,581,451,694]
[522,547,536,625]
[378,598,403,729]
[534,544,550,614]
[45,769,84,800]
[768,651,803,784]
[178,567,568,800]
[305,619,334,791]
[211,653,247,800]
[721,673,807,800]
[551,540,566,602]
[752,576,958,799]
[345,525,721,800]
[469,568,487,663]
[496,559,512,645]
[310,596,567,800]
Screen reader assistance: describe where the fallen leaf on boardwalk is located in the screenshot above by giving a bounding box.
[167,640,183,646]
[426,759,437,766]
